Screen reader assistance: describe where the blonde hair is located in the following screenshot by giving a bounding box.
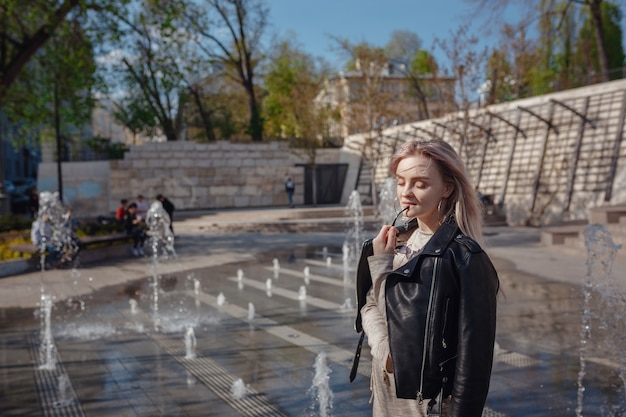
[389,140,484,246]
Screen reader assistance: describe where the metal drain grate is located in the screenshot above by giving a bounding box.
[155,335,290,417]
[482,407,510,417]
[28,334,86,417]
[495,351,543,368]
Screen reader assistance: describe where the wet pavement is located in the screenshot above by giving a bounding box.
[0,207,624,416]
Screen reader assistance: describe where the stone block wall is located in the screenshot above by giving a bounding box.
[110,141,344,212]
[38,161,111,216]
[38,141,353,217]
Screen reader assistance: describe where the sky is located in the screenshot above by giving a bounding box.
[266,0,500,69]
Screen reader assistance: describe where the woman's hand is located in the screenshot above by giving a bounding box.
[372,225,398,256]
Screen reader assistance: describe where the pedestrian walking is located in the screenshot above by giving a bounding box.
[285,177,295,208]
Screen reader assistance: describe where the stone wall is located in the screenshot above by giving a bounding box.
[38,141,355,217]
[343,79,626,226]
[38,161,111,216]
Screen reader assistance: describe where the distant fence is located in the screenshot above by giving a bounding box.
[343,79,626,226]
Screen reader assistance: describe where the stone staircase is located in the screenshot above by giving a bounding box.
[355,161,374,205]
[540,204,626,264]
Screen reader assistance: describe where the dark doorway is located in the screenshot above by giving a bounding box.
[300,163,348,205]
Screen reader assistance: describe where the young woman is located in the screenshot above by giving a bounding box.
[355,140,499,417]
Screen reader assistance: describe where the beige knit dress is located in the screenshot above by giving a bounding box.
[361,229,450,417]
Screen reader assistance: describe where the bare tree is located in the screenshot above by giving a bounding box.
[117,7,188,142]
[434,24,488,161]
[435,24,488,112]
[187,0,268,142]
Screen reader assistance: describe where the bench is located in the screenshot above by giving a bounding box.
[540,224,585,246]
[10,233,132,258]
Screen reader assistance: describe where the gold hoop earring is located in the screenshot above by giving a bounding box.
[437,199,444,225]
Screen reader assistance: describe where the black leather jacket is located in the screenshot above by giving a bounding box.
[354,216,499,417]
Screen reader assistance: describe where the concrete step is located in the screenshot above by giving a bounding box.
[542,218,626,266]
[540,223,586,246]
[589,204,626,225]
[549,239,626,266]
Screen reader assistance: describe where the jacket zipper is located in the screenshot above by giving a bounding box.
[417,257,440,404]
[441,298,450,349]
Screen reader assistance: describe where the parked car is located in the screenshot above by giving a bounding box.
[8,177,37,214]
[11,177,36,196]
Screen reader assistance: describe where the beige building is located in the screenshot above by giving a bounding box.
[316,62,456,138]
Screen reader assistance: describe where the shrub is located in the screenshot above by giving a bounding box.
[0,231,31,261]
[0,214,32,233]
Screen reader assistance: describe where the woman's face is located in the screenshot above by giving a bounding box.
[395,153,452,230]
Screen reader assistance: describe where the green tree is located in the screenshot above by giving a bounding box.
[2,16,100,200]
[463,0,621,85]
[481,23,537,104]
[0,0,129,105]
[263,38,333,205]
[263,40,329,140]
[0,0,129,212]
[484,49,513,104]
[112,92,160,144]
[574,1,624,80]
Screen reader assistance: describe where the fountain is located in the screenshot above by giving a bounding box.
[576,224,624,416]
[34,191,80,272]
[38,293,56,370]
[247,302,255,321]
[236,269,245,290]
[303,266,310,285]
[339,298,354,313]
[52,374,73,408]
[144,200,179,330]
[342,242,351,284]
[266,278,272,297]
[273,258,280,279]
[308,351,334,417]
[298,286,307,301]
[145,200,176,259]
[231,378,248,400]
[343,190,363,269]
[378,177,397,226]
[184,326,197,359]
[33,191,80,370]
